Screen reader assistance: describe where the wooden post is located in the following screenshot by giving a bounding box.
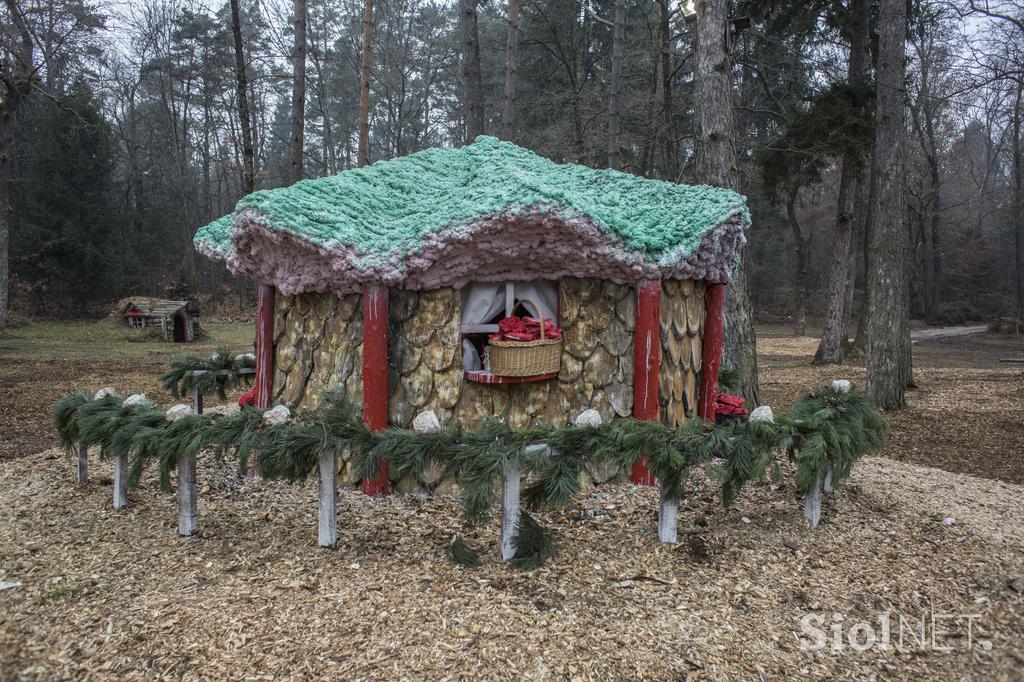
[631,280,661,485]
[698,282,726,422]
[804,478,822,527]
[500,463,521,561]
[361,284,389,496]
[658,489,678,544]
[76,443,88,483]
[113,455,128,509]
[178,386,202,537]
[318,451,337,548]
[255,284,276,409]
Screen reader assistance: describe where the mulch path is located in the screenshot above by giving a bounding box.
[1,327,1022,679]
[0,449,1021,679]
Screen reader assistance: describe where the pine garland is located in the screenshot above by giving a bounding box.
[52,389,92,454]
[510,511,557,571]
[51,383,888,568]
[446,538,482,567]
[160,348,255,400]
[777,385,890,494]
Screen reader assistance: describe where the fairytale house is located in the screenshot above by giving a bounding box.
[118,298,199,342]
[195,136,749,491]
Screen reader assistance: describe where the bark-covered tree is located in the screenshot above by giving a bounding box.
[695,0,759,404]
[501,0,519,141]
[357,0,374,167]
[815,0,870,363]
[458,0,484,141]
[230,0,255,195]
[289,0,307,184]
[866,0,912,408]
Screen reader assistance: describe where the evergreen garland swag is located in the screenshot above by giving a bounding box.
[160,348,255,400]
[52,385,888,568]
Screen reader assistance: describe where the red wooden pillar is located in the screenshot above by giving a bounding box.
[698,282,726,423]
[361,284,390,496]
[255,284,276,409]
[630,279,661,486]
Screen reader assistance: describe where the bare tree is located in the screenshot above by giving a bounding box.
[289,0,307,184]
[230,0,255,195]
[501,0,519,141]
[607,0,625,169]
[866,0,912,408]
[358,0,374,167]
[1013,79,1023,329]
[695,0,760,404]
[815,0,869,363]
[459,0,484,141]
[0,0,34,328]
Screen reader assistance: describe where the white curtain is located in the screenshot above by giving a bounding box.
[460,283,506,325]
[460,280,559,371]
[514,280,558,321]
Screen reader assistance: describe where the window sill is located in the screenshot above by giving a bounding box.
[463,370,559,384]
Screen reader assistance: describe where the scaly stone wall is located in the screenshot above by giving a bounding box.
[272,292,363,411]
[659,279,706,426]
[272,277,703,489]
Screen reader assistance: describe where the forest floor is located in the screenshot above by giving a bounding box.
[0,320,1022,679]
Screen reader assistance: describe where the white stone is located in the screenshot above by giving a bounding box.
[235,353,256,367]
[165,404,193,421]
[748,405,775,423]
[262,404,291,425]
[412,410,441,433]
[574,409,603,427]
[124,393,149,407]
[94,387,117,400]
[831,379,852,393]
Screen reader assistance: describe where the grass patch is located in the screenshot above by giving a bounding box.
[0,320,254,362]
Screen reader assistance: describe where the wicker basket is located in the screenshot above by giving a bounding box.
[488,299,562,377]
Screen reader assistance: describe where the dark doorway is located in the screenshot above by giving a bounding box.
[173,313,186,342]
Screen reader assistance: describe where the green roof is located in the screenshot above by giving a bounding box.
[195,136,749,294]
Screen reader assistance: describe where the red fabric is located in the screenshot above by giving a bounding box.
[715,392,748,416]
[489,315,562,342]
[238,386,258,407]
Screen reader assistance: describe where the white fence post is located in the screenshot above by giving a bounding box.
[658,488,678,543]
[177,385,202,536]
[113,454,128,509]
[318,452,337,548]
[76,443,88,483]
[804,477,822,528]
[500,461,521,561]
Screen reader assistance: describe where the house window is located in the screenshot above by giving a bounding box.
[460,280,559,382]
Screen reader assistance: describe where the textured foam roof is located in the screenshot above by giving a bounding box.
[195,136,750,294]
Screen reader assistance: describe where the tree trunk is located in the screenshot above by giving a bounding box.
[839,177,864,344]
[660,0,677,179]
[357,0,374,167]
[0,0,35,328]
[787,191,810,337]
[230,0,255,195]
[866,0,911,409]
[289,0,307,184]
[0,127,10,329]
[815,0,868,362]
[607,0,625,170]
[459,0,485,141]
[500,0,519,141]
[1014,83,1023,331]
[695,0,759,404]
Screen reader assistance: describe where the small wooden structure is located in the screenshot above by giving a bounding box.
[195,137,750,499]
[118,298,199,342]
